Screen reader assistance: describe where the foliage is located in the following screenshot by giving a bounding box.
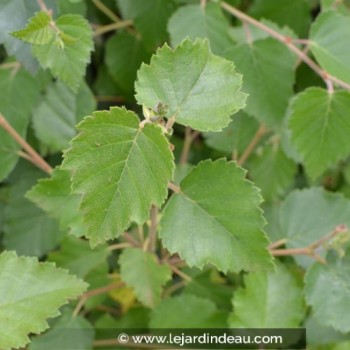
[0,0,350,349]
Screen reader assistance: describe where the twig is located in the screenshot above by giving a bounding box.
[37,0,48,12]
[270,224,347,264]
[167,182,181,194]
[168,264,192,282]
[163,280,187,297]
[107,242,132,251]
[138,225,145,244]
[268,238,287,250]
[221,1,350,91]
[0,113,52,174]
[180,128,199,164]
[92,0,121,23]
[0,62,21,70]
[200,0,207,9]
[148,205,158,253]
[237,124,266,166]
[73,282,124,317]
[94,20,133,36]
[124,232,141,247]
[95,95,125,103]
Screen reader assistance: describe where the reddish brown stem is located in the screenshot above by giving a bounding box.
[0,113,52,174]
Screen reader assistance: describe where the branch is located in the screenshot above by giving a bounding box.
[94,20,133,36]
[221,1,350,91]
[92,0,121,23]
[148,205,158,253]
[270,224,347,264]
[237,124,266,166]
[0,113,52,174]
[168,182,181,194]
[180,127,200,164]
[73,282,124,317]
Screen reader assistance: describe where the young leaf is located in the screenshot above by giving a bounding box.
[32,80,96,152]
[105,32,151,98]
[305,250,350,333]
[26,168,85,237]
[160,159,273,273]
[247,143,297,201]
[280,188,350,268]
[11,11,55,45]
[0,68,40,181]
[48,236,109,279]
[168,3,235,55]
[310,11,350,84]
[29,308,94,350]
[203,112,260,154]
[116,0,177,50]
[289,88,350,179]
[248,0,311,37]
[229,263,305,327]
[225,38,295,128]
[4,168,64,257]
[150,294,227,328]
[135,38,247,131]
[0,251,87,350]
[62,107,174,247]
[119,248,172,308]
[32,14,93,91]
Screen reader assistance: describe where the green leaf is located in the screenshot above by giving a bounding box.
[159,159,273,273]
[105,32,151,98]
[150,294,227,328]
[229,263,305,327]
[305,249,350,333]
[168,3,235,55]
[33,14,93,91]
[203,112,260,154]
[62,107,174,247]
[289,88,350,179]
[0,251,87,350]
[26,168,85,237]
[11,11,55,45]
[310,11,350,84]
[225,38,295,128]
[119,248,172,308]
[249,0,311,37]
[247,143,297,201]
[48,236,109,279]
[280,188,350,268]
[116,0,177,49]
[135,39,247,132]
[29,308,94,350]
[32,80,96,152]
[4,169,64,257]
[0,68,40,181]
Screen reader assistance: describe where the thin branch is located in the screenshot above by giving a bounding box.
[221,1,350,91]
[37,0,48,12]
[73,282,124,317]
[0,113,52,174]
[167,182,181,194]
[180,128,199,164]
[92,0,121,23]
[148,205,158,253]
[200,0,207,9]
[237,124,266,166]
[94,20,133,36]
[270,225,347,264]
[268,238,287,250]
[107,242,132,251]
[0,62,21,70]
[95,95,125,104]
[123,232,141,247]
[168,264,192,282]
[163,280,187,298]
